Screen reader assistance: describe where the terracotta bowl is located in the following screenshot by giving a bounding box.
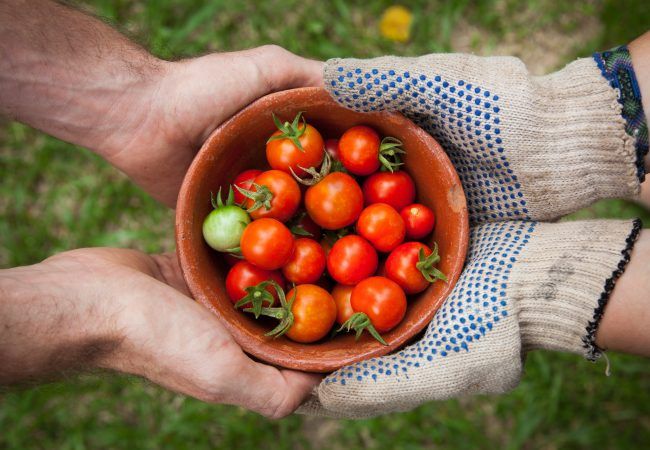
[176,87,469,373]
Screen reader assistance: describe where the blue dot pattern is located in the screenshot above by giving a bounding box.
[330,66,530,223]
[324,220,537,386]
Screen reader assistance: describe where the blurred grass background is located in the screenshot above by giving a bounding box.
[1,0,650,448]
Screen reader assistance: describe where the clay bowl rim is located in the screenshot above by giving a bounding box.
[176,87,469,373]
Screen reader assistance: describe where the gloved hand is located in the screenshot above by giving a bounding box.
[299,47,648,418]
[325,49,647,222]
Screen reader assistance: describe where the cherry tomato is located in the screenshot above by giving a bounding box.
[225,261,285,307]
[305,172,363,229]
[362,171,416,211]
[332,284,355,325]
[232,169,262,205]
[282,238,326,284]
[400,203,436,239]
[385,242,445,294]
[356,203,405,252]
[285,284,337,343]
[351,276,407,332]
[266,113,324,177]
[240,218,294,270]
[242,170,301,222]
[338,125,381,175]
[327,235,378,285]
[202,190,250,252]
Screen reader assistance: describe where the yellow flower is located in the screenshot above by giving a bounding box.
[379,5,413,43]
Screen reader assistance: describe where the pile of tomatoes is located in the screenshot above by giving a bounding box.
[202,112,445,344]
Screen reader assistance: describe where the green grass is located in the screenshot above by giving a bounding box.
[1,1,649,449]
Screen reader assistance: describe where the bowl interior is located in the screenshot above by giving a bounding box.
[176,87,468,372]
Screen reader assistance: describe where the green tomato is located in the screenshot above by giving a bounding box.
[202,205,250,252]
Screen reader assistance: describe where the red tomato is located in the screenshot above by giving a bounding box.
[305,172,363,230]
[285,284,337,343]
[356,203,406,252]
[243,170,301,222]
[240,218,294,270]
[282,238,326,284]
[266,115,324,176]
[225,261,285,307]
[362,171,416,211]
[338,125,381,175]
[232,169,262,205]
[332,284,355,325]
[327,235,378,285]
[385,242,442,294]
[400,203,436,239]
[351,276,407,333]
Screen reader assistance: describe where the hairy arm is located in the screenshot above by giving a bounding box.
[0,0,163,158]
[0,0,322,207]
[0,257,122,384]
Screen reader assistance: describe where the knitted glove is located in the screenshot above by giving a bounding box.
[298,48,647,418]
[325,48,648,222]
[299,219,641,418]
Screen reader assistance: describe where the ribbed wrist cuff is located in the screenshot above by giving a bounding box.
[513,219,641,359]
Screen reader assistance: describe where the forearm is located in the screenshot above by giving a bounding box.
[629,31,650,172]
[0,259,120,384]
[596,229,650,357]
[0,0,166,158]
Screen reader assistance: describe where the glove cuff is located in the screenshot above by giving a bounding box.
[514,219,642,359]
[504,57,642,221]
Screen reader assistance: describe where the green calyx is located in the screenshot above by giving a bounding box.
[290,224,313,237]
[243,280,296,339]
[234,183,273,213]
[378,136,406,172]
[337,312,387,345]
[267,111,307,152]
[210,186,236,209]
[234,280,277,318]
[415,243,448,283]
[290,150,331,186]
[289,211,314,237]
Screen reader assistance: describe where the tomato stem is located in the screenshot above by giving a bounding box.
[210,186,236,209]
[234,280,277,318]
[415,243,448,283]
[234,183,274,213]
[267,112,307,152]
[243,281,297,339]
[290,151,331,186]
[378,136,405,172]
[337,312,388,345]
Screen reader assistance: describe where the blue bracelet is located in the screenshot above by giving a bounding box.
[593,45,648,181]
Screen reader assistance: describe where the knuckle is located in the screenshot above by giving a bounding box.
[259,388,293,420]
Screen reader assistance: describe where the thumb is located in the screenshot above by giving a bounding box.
[241,45,324,94]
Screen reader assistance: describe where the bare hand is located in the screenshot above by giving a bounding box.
[105,46,323,207]
[0,248,321,418]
